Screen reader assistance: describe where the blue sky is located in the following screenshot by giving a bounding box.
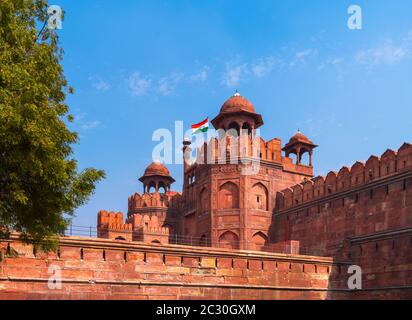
[56,0,412,226]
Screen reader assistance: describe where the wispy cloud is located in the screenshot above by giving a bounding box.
[190,66,209,83]
[290,49,317,68]
[251,56,280,78]
[221,61,248,88]
[124,30,412,96]
[220,49,315,87]
[316,57,344,71]
[72,112,101,131]
[81,120,101,130]
[128,72,152,96]
[158,72,184,96]
[355,30,412,66]
[89,76,110,91]
[356,41,408,66]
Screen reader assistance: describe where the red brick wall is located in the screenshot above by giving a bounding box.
[273,170,412,255]
[0,235,340,300]
[272,144,412,298]
[341,229,412,299]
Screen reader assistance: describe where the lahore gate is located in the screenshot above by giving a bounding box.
[98,92,412,257]
[98,92,319,251]
[1,93,412,299]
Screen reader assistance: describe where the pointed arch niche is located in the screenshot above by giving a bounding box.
[251,183,268,211]
[218,182,239,209]
[218,231,239,249]
[251,232,268,251]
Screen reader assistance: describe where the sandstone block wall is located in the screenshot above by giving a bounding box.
[272,144,412,298]
[0,235,344,300]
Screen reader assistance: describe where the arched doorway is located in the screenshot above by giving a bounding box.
[218,231,239,250]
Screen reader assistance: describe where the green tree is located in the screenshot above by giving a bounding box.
[0,0,105,249]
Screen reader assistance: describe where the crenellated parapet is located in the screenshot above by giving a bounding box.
[276,143,412,211]
[97,210,132,230]
[191,135,313,177]
[129,213,160,229]
[128,191,181,212]
[194,136,282,164]
[97,210,133,241]
[129,213,170,245]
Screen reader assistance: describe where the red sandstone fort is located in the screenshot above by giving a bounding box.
[1,93,411,299]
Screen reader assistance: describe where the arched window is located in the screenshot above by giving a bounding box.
[241,122,252,135]
[218,182,239,209]
[158,181,167,194]
[251,183,268,211]
[115,236,126,241]
[300,151,310,166]
[147,181,156,193]
[227,122,240,137]
[289,153,298,164]
[218,231,239,249]
[251,232,268,251]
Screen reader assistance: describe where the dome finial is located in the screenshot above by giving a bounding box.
[233,90,240,97]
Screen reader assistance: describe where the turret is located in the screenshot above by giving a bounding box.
[211,92,264,135]
[139,161,175,193]
[283,130,317,166]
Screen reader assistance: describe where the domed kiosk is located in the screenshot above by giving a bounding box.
[282,131,318,166]
[211,92,264,134]
[139,161,175,193]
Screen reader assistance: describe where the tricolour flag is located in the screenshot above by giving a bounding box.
[192,118,209,134]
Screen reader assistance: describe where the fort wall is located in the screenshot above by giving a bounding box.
[272,144,412,297]
[0,234,347,300]
[273,143,412,254]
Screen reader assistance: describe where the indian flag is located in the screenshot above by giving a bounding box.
[192,118,209,134]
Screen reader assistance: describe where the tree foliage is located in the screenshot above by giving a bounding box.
[0,0,105,249]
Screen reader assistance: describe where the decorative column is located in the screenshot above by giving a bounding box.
[296,147,301,165]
